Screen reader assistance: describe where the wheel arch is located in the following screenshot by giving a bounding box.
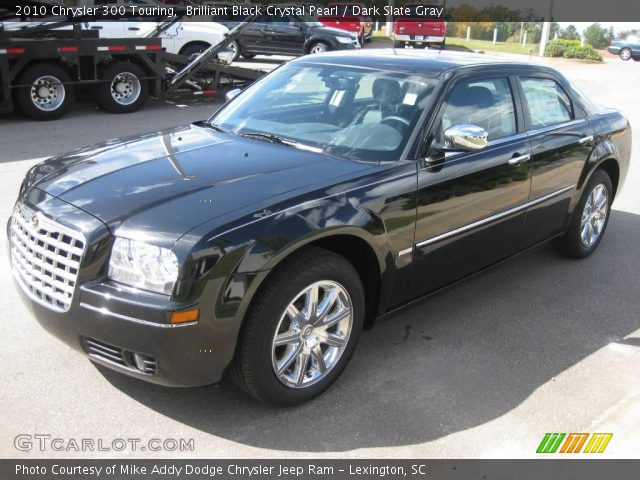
[178,40,210,56]
[304,37,335,54]
[236,228,385,333]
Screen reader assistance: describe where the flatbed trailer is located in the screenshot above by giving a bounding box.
[0,6,265,120]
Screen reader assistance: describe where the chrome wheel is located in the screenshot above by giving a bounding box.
[30,75,65,112]
[271,280,353,389]
[110,72,141,106]
[310,43,328,54]
[580,184,609,248]
[620,48,632,61]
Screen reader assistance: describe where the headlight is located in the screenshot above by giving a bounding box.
[108,237,179,296]
[336,36,355,44]
[217,50,235,65]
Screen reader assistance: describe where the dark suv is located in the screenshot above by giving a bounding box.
[217,12,361,60]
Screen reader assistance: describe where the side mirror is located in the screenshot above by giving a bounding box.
[443,124,488,151]
[225,88,242,103]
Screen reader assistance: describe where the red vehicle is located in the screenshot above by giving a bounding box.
[392,3,446,49]
[318,3,373,45]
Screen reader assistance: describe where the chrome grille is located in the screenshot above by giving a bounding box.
[9,203,85,312]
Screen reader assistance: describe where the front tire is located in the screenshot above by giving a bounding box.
[620,48,632,61]
[94,61,148,114]
[14,63,74,121]
[309,41,329,54]
[230,247,365,406]
[552,169,613,259]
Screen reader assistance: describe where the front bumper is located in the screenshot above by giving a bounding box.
[607,46,621,55]
[13,274,240,387]
[7,193,243,387]
[336,39,361,50]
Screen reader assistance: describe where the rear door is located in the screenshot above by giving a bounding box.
[409,75,532,299]
[517,75,595,246]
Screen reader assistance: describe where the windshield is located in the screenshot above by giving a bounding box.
[211,63,438,162]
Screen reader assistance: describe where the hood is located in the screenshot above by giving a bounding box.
[26,124,371,247]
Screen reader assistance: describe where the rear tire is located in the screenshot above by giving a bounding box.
[14,63,74,121]
[552,169,613,259]
[94,61,148,114]
[230,247,365,406]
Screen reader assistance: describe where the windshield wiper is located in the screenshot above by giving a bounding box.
[240,133,323,153]
[203,122,229,134]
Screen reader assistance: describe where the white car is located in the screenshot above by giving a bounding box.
[86,21,230,58]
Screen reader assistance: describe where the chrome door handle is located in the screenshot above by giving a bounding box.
[508,153,530,166]
[578,135,594,145]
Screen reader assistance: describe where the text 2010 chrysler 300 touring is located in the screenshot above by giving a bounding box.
[9,50,631,405]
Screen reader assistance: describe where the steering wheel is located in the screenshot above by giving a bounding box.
[382,116,411,129]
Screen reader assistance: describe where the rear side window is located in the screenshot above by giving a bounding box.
[520,77,573,129]
[441,77,517,141]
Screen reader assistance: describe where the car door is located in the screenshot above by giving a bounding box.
[238,15,269,54]
[409,75,532,299]
[264,16,306,55]
[517,75,595,246]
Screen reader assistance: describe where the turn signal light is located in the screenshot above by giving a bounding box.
[170,309,199,324]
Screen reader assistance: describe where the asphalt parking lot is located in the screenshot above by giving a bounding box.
[1,51,639,459]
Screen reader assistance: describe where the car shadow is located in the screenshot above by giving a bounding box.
[98,209,640,452]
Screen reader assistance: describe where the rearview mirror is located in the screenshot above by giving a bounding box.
[225,88,242,103]
[443,124,488,151]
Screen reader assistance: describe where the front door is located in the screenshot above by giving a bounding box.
[409,76,532,299]
[264,16,306,55]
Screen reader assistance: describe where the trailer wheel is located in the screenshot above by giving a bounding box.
[95,62,148,114]
[14,63,74,121]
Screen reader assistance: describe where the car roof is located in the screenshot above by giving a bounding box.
[294,49,556,76]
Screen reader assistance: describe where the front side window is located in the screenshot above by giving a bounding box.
[520,77,573,129]
[211,63,438,162]
[440,77,517,142]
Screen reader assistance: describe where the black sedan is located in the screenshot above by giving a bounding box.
[217,12,361,60]
[9,50,631,406]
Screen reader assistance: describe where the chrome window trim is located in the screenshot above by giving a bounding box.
[414,184,576,249]
[526,119,586,136]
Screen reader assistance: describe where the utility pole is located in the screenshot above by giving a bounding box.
[538,0,554,56]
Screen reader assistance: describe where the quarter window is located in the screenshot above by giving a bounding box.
[520,77,573,129]
[441,78,517,141]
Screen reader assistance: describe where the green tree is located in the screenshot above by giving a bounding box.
[583,23,614,49]
[560,25,580,41]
